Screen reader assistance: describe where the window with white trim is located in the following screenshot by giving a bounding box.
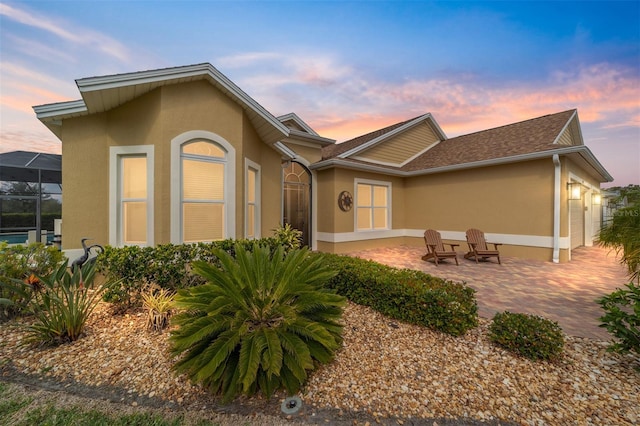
[356,179,391,231]
[245,159,261,239]
[109,146,154,247]
[170,131,236,244]
[181,141,226,243]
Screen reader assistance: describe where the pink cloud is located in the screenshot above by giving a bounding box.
[300,62,639,142]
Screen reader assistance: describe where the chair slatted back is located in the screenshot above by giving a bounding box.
[424,229,446,252]
[466,228,488,251]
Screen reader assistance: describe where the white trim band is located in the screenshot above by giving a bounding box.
[317,228,570,249]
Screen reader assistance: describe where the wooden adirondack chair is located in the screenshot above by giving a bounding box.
[422,229,459,266]
[464,228,502,264]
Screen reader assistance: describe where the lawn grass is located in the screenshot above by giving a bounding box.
[0,382,219,426]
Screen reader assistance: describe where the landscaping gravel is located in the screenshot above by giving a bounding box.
[1,301,638,425]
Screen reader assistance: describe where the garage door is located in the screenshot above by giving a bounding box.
[570,199,584,249]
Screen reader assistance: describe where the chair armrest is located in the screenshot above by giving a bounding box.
[445,243,460,250]
[489,243,502,249]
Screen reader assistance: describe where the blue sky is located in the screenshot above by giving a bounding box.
[1,0,638,186]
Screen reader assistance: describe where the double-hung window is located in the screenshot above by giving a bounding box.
[245,159,261,239]
[109,146,154,247]
[170,131,236,244]
[355,179,391,231]
[181,141,226,242]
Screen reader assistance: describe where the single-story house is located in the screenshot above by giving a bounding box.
[33,63,612,263]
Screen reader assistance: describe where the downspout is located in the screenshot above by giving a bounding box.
[552,154,561,263]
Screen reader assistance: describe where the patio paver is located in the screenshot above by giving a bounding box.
[347,244,630,340]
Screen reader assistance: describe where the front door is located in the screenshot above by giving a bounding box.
[283,161,311,247]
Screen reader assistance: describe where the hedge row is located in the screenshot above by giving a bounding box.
[96,237,289,308]
[316,253,478,336]
[97,237,479,336]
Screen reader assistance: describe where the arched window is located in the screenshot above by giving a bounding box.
[283,161,311,246]
[171,131,235,243]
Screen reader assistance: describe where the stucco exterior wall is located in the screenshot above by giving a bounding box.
[282,142,323,164]
[241,117,283,238]
[405,160,555,235]
[316,159,566,260]
[316,168,405,235]
[60,114,110,249]
[60,80,278,250]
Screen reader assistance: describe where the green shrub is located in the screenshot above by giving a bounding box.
[0,242,64,320]
[23,259,112,345]
[96,237,293,311]
[489,311,564,361]
[597,282,639,356]
[271,223,302,251]
[170,243,345,403]
[316,253,478,336]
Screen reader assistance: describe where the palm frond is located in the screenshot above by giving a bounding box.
[170,242,345,402]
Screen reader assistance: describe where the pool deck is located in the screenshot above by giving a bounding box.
[347,244,630,340]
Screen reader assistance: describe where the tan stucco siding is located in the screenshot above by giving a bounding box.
[282,142,323,164]
[404,160,555,237]
[354,122,439,165]
[241,116,284,238]
[157,81,245,243]
[60,80,274,249]
[316,169,339,233]
[60,114,110,249]
[160,81,244,145]
[316,168,405,234]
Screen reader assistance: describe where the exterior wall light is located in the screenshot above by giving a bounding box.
[567,182,582,200]
[592,194,602,205]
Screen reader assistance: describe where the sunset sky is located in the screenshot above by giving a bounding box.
[1,1,638,186]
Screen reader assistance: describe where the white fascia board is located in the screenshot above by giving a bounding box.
[338,113,433,159]
[427,115,448,141]
[310,158,406,175]
[350,140,442,169]
[277,112,320,136]
[403,146,607,178]
[33,100,87,120]
[76,63,212,91]
[273,142,297,160]
[551,110,581,145]
[312,145,612,182]
[400,140,442,167]
[287,129,335,146]
[204,64,289,139]
[572,146,613,182]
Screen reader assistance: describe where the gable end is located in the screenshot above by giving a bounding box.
[352,121,441,167]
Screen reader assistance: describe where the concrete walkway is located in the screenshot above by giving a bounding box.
[347,245,630,340]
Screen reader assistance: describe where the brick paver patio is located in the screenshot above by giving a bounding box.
[347,244,630,340]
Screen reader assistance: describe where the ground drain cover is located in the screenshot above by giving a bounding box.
[281,395,302,414]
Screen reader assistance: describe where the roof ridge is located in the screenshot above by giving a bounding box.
[341,114,425,144]
[449,109,577,141]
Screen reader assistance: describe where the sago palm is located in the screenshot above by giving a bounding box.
[170,243,345,402]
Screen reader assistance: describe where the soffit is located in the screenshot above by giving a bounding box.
[34,63,289,144]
